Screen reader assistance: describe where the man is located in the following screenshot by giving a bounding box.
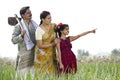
[11,6,38,76]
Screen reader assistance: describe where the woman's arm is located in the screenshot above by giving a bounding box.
[70,28,96,42]
[36,26,56,49]
[36,40,55,49]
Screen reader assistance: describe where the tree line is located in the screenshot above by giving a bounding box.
[77,48,120,57]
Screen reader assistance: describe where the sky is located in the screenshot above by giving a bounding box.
[0,0,120,59]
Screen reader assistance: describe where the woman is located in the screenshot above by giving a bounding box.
[34,11,57,75]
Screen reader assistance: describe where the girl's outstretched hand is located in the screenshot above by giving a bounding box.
[91,28,97,33]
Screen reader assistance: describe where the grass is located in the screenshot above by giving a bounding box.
[0,62,120,80]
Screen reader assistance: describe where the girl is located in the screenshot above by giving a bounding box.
[55,23,96,75]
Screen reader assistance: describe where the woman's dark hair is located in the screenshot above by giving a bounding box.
[40,11,50,25]
[20,6,30,18]
[55,24,69,37]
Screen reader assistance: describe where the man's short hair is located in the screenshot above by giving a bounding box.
[20,6,30,17]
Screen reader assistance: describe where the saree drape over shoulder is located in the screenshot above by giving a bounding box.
[34,23,57,74]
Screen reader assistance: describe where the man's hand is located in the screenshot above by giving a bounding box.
[21,29,26,37]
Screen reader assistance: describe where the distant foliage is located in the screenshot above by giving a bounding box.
[0,57,15,66]
[111,48,120,56]
[77,49,89,58]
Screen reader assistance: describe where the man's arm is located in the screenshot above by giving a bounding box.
[11,24,24,44]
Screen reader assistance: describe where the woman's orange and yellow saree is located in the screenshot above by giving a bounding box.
[34,23,57,74]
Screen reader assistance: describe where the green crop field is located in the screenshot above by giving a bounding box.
[0,62,120,80]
